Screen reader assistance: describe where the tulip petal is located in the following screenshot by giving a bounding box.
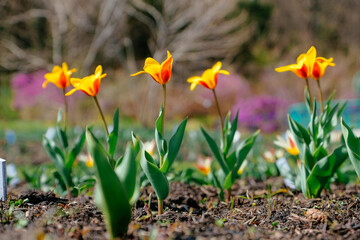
[212,62,222,72]
[130,71,146,77]
[65,88,79,96]
[143,64,162,84]
[160,54,173,84]
[219,70,230,75]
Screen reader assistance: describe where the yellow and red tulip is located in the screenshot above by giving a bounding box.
[274,130,299,156]
[187,62,229,91]
[195,156,212,176]
[43,62,76,89]
[275,46,316,79]
[131,51,173,85]
[311,57,335,80]
[66,65,107,97]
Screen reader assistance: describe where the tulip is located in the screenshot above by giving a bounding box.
[187,62,229,91]
[44,62,77,131]
[66,65,109,136]
[195,157,212,176]
[131,51,173,135]
[43,62,76,90]
[66,65,106,97]
[274,130,299,156]
[275,46,317,111]
[312,57,335,112]
[187,62,229,141]
[131,51,173,85]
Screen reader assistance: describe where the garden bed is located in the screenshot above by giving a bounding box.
[1,177,360,239]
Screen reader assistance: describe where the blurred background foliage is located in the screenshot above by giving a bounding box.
[1,0,360,134]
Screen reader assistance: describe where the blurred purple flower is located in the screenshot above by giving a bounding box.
[232,95,289,133]
[11,70,63,109]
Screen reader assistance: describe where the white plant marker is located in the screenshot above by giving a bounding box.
[0,158,6,201]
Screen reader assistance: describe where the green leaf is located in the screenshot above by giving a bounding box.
[131,132,140,156]
[223,172,233,190]
[300,164,309,198]
[160,117,188,173]
[233,131,259,174]
[108,108,119,158]
[223,111,238,156]
[86,129,131,238]
[308,100,318,143]
[211,171,225,201]
[341,119,360,179]
[56,109,68,149]
[303,145,316,171]
[305,88,312,114]
[225,151,236,169]
[288,115,311,161]
[155,106,167,158]
[306,145,348,198]
[115,143,137,202]
[201,127,229,174]
[65,131,86,170]
[43,137,73,188]
[140,148,169,200]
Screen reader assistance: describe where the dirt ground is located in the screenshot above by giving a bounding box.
[1,177,360,240]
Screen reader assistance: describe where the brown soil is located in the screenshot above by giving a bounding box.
[1,177,360,239]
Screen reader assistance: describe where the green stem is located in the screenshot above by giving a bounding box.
[226,189,231,203]
[212,89,224,142]
[159,84,167,168]
[62,89,68,132]
[305,78,313,112]
[162,84,166,135]
[158,199,163,215]
[316,79,324,113]
[93,96,109,137]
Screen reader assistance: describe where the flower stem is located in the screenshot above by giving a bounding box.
[62,89,68,132]
[316,79,324,113]
[305,78,313,112]
[212,89,224,142]
[162,84,167,135]
[158,199,163,215]
[93,96,109,137]
[227,189,231,202]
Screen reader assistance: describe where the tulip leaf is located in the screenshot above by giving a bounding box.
[233,130,259,174]
[56,109,68,149]
[300,164,309,197]
[223,111,238,156]
[160,117,188,173]
[155,106,167,158]
[225,151,236,170]
[223,171,233,190]
[65,131,86,170]
[115,143,137,202]
[201,127,229,174]
[211,171,225,201]
[108,108,119,158]
[140,148,169,200]
[308,100,318,143]
[306,145,348,198]
[341,119,360,179]
[86,129,132,238]
[288,115,310,160]
[43,137,73,188]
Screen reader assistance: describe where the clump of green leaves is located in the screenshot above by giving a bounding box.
[341,119,360,180]
[201,112,259,201]
[42,110,88,196]
[137,106,187,215]
[86,108,139,239]
[288,93,347,198]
